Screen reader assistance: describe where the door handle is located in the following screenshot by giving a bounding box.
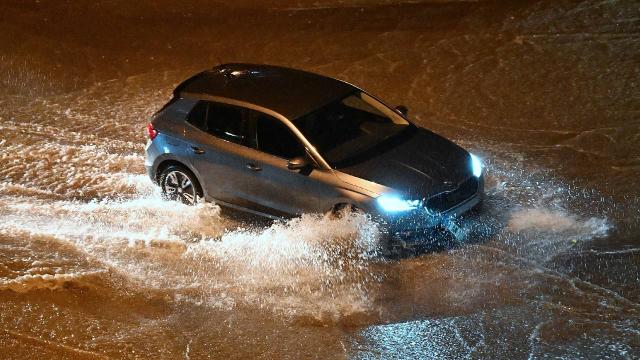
[246,163,262,172]
[191,146,205,154]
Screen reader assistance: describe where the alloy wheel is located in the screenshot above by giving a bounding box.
[162,170,197,205]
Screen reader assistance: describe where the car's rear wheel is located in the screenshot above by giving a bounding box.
[159,165,202,205]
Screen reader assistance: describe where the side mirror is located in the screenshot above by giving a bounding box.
[394,105,409,117]
[287,156,309,171]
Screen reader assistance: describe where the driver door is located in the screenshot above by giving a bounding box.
[241,110,339,217]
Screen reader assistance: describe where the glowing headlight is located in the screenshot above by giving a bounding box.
[377,195,421,212]
[470,153,483,177]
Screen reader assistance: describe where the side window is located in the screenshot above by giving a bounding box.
[255,114,305,159]
[187,101,208,131]
[187,101,249,146]
[206,103,246,144]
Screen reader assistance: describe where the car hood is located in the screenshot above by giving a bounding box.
[337,128,473,198]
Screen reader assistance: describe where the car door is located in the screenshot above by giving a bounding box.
[240,110,341,217]
[184,100,254,206]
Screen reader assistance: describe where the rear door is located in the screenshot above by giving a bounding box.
[184,100,254,205]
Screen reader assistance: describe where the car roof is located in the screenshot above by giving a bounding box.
[177,63,356,120]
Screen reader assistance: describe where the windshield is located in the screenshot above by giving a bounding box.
[293,92,413,168]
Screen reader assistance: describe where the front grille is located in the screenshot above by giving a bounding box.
[426,177,478,213]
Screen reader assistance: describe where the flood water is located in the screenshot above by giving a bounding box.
[1,0,639,358]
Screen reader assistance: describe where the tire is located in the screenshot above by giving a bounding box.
[328,203,362,219]
[158,165,202,205]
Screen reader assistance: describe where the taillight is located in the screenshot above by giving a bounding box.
[146,122,158,140]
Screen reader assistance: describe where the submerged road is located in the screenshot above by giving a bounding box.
[0,0,638,358]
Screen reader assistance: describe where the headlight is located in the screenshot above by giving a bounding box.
[377,195,421,212]
[470,153,483,177]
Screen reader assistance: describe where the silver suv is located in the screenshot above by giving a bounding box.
[145,64,484,239]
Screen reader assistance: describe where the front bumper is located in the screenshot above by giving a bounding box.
[380,175,484,240]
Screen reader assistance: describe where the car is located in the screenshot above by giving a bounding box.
[145,63,484,242]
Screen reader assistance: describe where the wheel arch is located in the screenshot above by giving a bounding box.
[329,202,359,214]
[327,189,378,215]
[154,158,205,197]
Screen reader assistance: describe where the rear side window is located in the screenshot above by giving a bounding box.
[207,103,246,144]
[187,101,207,130]
[187,101,249,145]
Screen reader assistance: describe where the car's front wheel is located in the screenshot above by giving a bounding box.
[327,203,363,219]
[159,165,202,205]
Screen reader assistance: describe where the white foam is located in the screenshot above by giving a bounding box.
[507,207,609,239]
[0,271,106,293]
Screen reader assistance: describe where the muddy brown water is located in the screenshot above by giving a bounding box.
[0,0,639,358]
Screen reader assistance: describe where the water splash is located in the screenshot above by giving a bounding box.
[0,175,384,320]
